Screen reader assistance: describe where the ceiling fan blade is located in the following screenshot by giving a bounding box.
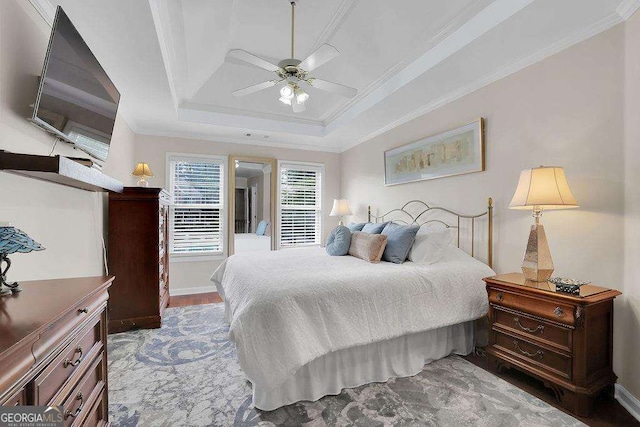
[232,80,279,97]
[227,49,283,73]
[298,44,339,72]
[306,78,357,98]
[292,99,306,113]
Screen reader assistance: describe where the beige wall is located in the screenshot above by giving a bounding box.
[623,10,640,400]
[342,25,636,396]
[134,134,341,293]
[0,0,135,281]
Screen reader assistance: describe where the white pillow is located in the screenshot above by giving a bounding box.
[408,227,456,264]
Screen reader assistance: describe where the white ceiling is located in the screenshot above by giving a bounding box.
[31,0,640,152]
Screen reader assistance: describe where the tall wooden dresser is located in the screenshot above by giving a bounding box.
[108,187,170,333]
[484,273,621,417]
[0,276,113,425]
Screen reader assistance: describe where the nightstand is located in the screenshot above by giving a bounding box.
[484,273,621,417]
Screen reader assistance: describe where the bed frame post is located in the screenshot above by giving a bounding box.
[488,197,493,269]
[368,205,371,223]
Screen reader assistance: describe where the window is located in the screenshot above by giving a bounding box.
[168,155,225,257]
[279,162,323,247]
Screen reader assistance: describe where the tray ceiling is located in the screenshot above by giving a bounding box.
[33,0,639,152]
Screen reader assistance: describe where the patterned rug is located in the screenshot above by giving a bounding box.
[107,304,583,426]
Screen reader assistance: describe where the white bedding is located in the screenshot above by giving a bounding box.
[210,246,494,394]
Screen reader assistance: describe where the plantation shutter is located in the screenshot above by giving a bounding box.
[169,156,224,255]
[279,163,323,247]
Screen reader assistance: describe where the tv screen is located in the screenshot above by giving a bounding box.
[32,6,120,164]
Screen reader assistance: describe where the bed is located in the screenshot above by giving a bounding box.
[211,199,495,411]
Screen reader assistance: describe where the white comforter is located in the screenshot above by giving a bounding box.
[210,247,494,392]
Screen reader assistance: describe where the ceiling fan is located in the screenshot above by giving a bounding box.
[228,0,357,113]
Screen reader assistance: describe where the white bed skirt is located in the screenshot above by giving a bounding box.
[252,320,476,411]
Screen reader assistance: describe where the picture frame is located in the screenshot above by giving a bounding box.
[384,118,485,186]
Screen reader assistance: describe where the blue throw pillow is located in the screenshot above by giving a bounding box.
[381,223,420,263]
[346,222,366,232]
[361,222,389,234]
[326,225,351,256]
[256,220,269,236]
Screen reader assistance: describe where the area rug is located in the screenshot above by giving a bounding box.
[107,304,583,426]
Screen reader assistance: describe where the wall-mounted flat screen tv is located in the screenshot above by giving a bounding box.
[31,6,120,164]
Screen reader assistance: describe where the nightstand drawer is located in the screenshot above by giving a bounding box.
[493,307,571,352]
[495,331,572,380]
[488,287,575,326]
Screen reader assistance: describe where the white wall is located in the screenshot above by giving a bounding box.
[134,134,341,293]
[622,9,640,402]
[342,25,636,397]
[0,0,135,281]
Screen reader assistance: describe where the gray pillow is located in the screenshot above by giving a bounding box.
[361,222,389,234]
[381,223,420,263]
[326,225,351,256]
[346,222,366,232]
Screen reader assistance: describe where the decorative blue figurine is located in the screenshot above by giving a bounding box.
[0,223,45,296]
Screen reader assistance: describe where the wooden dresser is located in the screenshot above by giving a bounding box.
[108,187,170,333]
[0,276,113,425]
[484,273,621,417]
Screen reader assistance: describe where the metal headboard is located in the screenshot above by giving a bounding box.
[368,198,493,268]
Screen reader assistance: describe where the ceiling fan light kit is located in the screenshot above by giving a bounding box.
[229,0,357,113]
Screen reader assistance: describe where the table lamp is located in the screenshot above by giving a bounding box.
[330,199,352,226]
[0,223,45,296]
[509,166,578,282]
[132,162,154,187]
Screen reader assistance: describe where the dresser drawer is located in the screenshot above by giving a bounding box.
[81,392,108,427]
[59,354,105,427]
[493,307,571,352]
[32,316,103,405]
[1,387,26,406]
[488,287,576,326]
[495,331,572,380]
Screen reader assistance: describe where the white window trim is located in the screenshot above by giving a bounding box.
[166,152,228,262]
[277,160,325,250]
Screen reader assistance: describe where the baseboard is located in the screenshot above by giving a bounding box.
[616,384,640,421]
[169,286,217,297]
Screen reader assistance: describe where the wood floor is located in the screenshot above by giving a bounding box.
[169,292,639,427]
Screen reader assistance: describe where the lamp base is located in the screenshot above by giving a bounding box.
[522,223,554,282]
[136,177,149,187]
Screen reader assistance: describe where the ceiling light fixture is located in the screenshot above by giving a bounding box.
[295,86,309,104]
[229,0,357,113]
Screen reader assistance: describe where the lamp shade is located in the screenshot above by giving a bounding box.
[509,166,578,210]
[132,162,154,177]
[0,223,45,255]
[330,199,352,217]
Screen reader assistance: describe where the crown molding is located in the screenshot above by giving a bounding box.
[323,0,536,136]
[28,0,55,26]
[308,0,360,53]
[135,126,343,153]
[340,12,623,152]
[616,384,640,421]
[617,0,640,20]
[318,0,496,123]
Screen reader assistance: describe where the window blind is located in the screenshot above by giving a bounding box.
[279,163,322,247]
[169,156,224,255]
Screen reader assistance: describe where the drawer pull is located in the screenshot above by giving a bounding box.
[63,346,83,368]
[514,317,544,334]
[496,292,503,302]
[513,340,544,359]
[78,308,89,314]
[554,307,564,317]
[64,392,84,419]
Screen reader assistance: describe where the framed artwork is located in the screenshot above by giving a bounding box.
[384,118,485,186]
